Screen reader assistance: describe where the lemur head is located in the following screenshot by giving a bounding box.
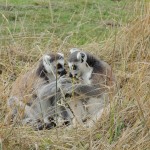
[68,48,90,78]
[37,53,67,79]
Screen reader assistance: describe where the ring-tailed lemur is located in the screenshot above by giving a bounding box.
[65,48,115,128]
[5,53,73,130]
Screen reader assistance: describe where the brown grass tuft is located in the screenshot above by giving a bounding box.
[0,1,150,150]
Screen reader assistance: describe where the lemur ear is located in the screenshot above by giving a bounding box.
[57,53,64,58]
[77,52,87,63]
[43,55,51,63]
[42,55,52,73]
[70,48,79,54]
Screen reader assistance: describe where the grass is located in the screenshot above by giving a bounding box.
[1,0,136,46]
[0,0,150,149]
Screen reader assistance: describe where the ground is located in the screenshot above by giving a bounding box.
[0,0,150,150]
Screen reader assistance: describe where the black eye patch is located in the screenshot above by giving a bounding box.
[57,63,63,69]
[80,53,85,63]
[72,65,77,70]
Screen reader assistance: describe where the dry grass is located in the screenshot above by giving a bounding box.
[0,1,150,150]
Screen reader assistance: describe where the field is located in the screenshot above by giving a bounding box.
[0,0,150,149]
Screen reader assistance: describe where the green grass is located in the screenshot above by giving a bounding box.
[0,0,135,46]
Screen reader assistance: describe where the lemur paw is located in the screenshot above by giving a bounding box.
[33,120,44,130]
[44,122,56,130]
[65,93,72,98]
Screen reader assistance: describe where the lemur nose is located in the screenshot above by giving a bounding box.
[69,73,77,78]
[69,73,73,78]
[74,73,77,77]
[72,65,77,70]
[59,69,67,76]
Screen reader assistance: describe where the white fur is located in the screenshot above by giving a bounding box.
[85,95,106,127]
[68,99,86,128]
[67,50,111,128]
[68,58,93,84]
[5,53,74,129]
[57,53,64,57]
[57,59,65,66]
[70,48,80,54]
[43,55,53,74]
[68,62,79,76]
[43,54,65,80]
[80,65,93,84]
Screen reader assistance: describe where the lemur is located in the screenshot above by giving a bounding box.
[5,53,73,130]
[65,48,115,128]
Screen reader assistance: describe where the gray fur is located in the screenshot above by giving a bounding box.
[5,53,73,130]
[66,49,115,128]
[72,84,104,97]
[36,53,66,81]
[68,51,79,62]
[68,51,104,73]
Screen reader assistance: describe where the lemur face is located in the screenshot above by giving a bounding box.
[43,53,67,76]
[68,48,88,78]
[68,62,81,78]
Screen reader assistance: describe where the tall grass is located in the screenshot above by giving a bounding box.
[0,0,150,150]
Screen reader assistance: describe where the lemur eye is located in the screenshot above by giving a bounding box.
[57,63,63,69]
[72,65,77,70]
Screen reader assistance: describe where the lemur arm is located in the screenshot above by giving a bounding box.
[37,77,72,100]
[57,77,104,97]
[38,81,59,98]
[69,84,103,97]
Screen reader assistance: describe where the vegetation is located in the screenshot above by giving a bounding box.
[0,0,149,149]
[1,0,137,46]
